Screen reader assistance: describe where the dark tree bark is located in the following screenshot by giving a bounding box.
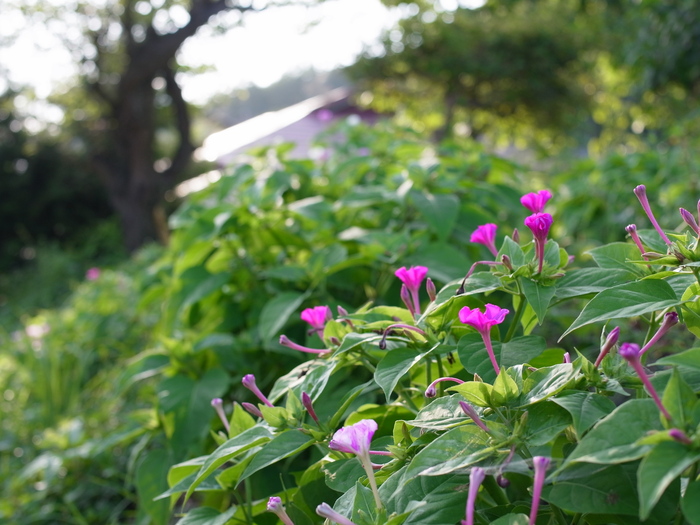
[89,0,253,252]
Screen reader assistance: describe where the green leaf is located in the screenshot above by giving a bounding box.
[268,359,338,404]
[522,363,581,405]
[403,395,466,432]
[238,429,314,483]
[458,334,547,383]
[410,191,460,241]
[561,280,681,339]
[456,272,502,296]
[638,441,700,519]
[258,292,307,342]
[334,332,383,355]
[184,425,273,502]
[524,402,571,446]
[499,236,526,267]
[656,347,700,371]
[178,271,230,314]
[323,459,365,492]
[380,470,468,525]
[403,425,492,479]
[351,481,378,524]
[155,472,222,502]
[544,463,639,516]
[175,506,236,525]
[520,279,556,324]
[157,369,229,455]
[491,368,520,406]
[193,333,235,352]
[586,243,648,276]
[551,392,616,438]
[375,346,432,401]
[554,268,638,299]
[448,381,493,407]
[563,399,663,466]
[229,402,256,437]
[661,368,696,427]
[682,480,700,525]
[409,242,471,282]
[136,450,171,525]
[490,515,529,525]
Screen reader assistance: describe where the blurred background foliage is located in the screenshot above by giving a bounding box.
[4,0,700,523]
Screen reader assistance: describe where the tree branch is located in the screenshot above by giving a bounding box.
[162,62,194,185]
[122,1,259,89]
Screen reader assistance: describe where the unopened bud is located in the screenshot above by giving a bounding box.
[426,278,437,302]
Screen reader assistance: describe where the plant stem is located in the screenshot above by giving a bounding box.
[504,283,526,343]
[397,384,420,413]
[425,356,433,392]
[436,354,446,396]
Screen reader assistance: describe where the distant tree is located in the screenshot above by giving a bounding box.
[349,2,594,145]
[14,0,291,252]
[0,89,116,271]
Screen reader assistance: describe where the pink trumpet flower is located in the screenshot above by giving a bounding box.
[680,208,700,236]
[529,456,551,525]
[459,401,490,433]
[521,190,553,213]
[461,467,486,525]
[395,266,429,315]
[594,326,620,367]
[425,377,464,398]
[329,419,382,509]
[242,374,274,408]
[301,306,332,336]
[619,343,671,420]
[639,311,678,356]
[279,335,331,355]
[210,398,230,432]
[634,185,672,245]
[267,497,295,525]
[459,304,510,375]
[470,224,499,257]
[316,503,357,525]
[524,213,553,274]
[625,224,648,260]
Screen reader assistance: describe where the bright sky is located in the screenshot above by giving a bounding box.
[0,0,483,111]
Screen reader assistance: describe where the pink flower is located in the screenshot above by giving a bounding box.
[395,266,429,315]
[529,457,551,525]
[316,503,356,525]
[459,304,509,375]
[619,342,671,420]
[425,377,464,398]
[594,326,620,367]
[470,224,498,257]
[329,419,377,457]
[462,467,486,525]
[210,398,230,432]
[524,213,553,274]
[279,334,331,355]
[459,304,509,334]
[520,190,552,213]
[268,497,295,525]
[329,419,382,509]
[242,374,274,407]
[300,306,331,336]
[86,267,101,280]
[634,185,672,246]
